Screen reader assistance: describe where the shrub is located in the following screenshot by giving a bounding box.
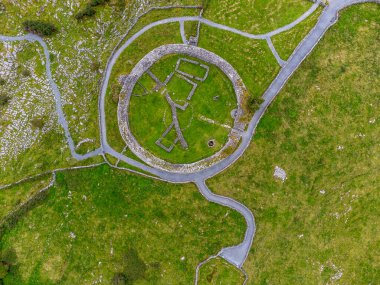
[111,83,121,103]
[0,3,6,13]
[89,0,109,6]
[249,96,264,112]
[31,118,45,129]
[1,249,17,266]
[75,6,96,20]
[0,78,5,85]
[122,248,147,283]
[21,69,31,77]
[115,0,126,12]
[0,95,10,106]
[0,262,9,279]
[112,273,126,285]
[23,20,58,36]
[91,61,101,72]
[0,248,17,281]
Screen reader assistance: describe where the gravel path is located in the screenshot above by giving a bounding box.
[195,179,255,268]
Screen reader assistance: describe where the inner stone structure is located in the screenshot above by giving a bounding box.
[118,44,249,173]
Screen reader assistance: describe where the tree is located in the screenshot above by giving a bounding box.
[75,5,96,20]
[23,20,58,36]
[112,273,126,285]
[89,0,110,6]
[21,69,31,77]
[0,95,10,107]
[0,248,17,281]
[248,96,264,112]
[31,118,45,129]
[123,248,147,283]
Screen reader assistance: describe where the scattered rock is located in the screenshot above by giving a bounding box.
[273,166,287,182]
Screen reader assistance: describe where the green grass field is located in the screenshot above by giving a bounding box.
[129,54,236,164]
[272,7,322,60]
[198,257,245,284]
[0,165,245,284]
[202,0,313,34]
[198,25,279,101]
[208,3,380,284]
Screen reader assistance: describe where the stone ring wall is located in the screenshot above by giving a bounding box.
[118,44,248,173]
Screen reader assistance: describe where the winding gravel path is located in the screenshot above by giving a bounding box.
[195,179,255,268]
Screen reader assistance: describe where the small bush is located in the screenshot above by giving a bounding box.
[0,95,10,106]
[248,96,264,112]
[0,78,5,85]
[122,248,147,283]
[75,6,96,20]
[89,0,110,6]
[0,248,17,281]
[21,69,31,77]
[115,0,126,12]
[112,273,126,285]
[111,84,121,103]
[91,61,101,72]
[0,3,6,13]
[23,20,58,36]
[31,118,45,129]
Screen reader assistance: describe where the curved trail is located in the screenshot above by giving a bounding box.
[195,180,255,268]
[1,0,379,280]
[0,34,102,161]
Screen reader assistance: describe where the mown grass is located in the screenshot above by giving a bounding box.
[208,4,380,284]
[129,54,236,164]
[272,6,322,60]
[198,25,279,100]
[202,0,313,34]
[198,257,245,285]
[0,164,245,284]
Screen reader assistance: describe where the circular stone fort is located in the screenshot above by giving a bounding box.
[118,44,250,173]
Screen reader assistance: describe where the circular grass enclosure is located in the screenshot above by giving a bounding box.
[128,54,237,164]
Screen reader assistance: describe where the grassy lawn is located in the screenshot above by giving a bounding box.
[272,6,322,60]
[0,164,245,284]
[202,0,313,34]
[129,54,236,164]
[208,3,380,284]
[198,24,279,101]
